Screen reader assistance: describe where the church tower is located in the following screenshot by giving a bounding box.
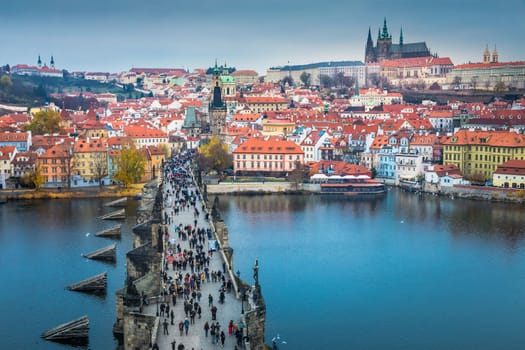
[37,54,42,68]
[492,46,499,63]
[50,55,55,69]
[208,61,227,136]
[483,45,491,64]
[365,27,376,63]
[376,18,392,62]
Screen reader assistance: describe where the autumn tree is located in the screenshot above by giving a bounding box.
[112,146,146,187]
[196,137,232,174]
[158,143,171,158]
[24,110,64,135]
[23,165,46,190]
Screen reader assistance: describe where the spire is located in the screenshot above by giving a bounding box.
[492,45,499,63]
[483,45,490,64]
[213,59,220,75]
[50,55,55,69]
[37,54,42,68]
[365,27,376,63]
[377,28,381,41]
[399,27,403,45]
[382,17,389,39]
[367,27,373,45]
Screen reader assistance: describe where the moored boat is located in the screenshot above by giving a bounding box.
[320,178,386,195]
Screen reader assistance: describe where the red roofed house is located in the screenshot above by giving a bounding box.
[493,160,525,188]
[231,70,259,85]
[124,126,169,148]
[233,137,304,176]
[424,164,466,188]
[0,145,16,189]
[72,138,108,186]
[37,143,73,188]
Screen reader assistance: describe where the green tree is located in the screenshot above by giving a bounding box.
[197,137,232,174]
[24,110,64,135]
[320,74,334,88]
[299,72,311,87]
[282,75,294,87]
[112,146,146,187]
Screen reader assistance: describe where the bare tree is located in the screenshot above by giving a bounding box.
[93,152,108,186]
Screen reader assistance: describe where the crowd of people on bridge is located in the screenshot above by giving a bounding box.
[151,150,244,350]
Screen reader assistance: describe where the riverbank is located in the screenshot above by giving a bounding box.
[0,184,144,200]
[208,181,525,204]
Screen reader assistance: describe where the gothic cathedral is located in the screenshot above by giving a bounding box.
[365,18,431,63]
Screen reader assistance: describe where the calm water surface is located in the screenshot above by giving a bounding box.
[0,198,136,350]
[219,189,525,350]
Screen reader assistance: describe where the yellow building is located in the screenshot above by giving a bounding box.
[443,130,525,180]
[141,146,165,182]
[73,138,108,183]
[493,160,525,188]
[262,118,295,136]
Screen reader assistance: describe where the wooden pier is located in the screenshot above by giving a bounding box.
[104,197,128,207]
[83,243,116,262]
[41,315,89,344]
[98,208,126,220]
[67,272,107,293]
[95,224,122,238]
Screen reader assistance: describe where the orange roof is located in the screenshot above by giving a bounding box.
[495,160,525,176]
[454,61,525,69]
[231,70,258,76]
[244,96,287,104]
[446,130,525,147]
[309,160,371,177]
[73,138,107,153]
[233,137,303,155]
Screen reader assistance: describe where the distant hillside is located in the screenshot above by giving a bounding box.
[0,73,145,112]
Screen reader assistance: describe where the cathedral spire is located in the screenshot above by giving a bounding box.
[399,27,403,45]
[50,55,55,69]
[365,27,376,63]
[37,54,42,68]
[381,17,390,39]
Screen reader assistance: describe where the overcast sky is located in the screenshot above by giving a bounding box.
[1,0,524,75]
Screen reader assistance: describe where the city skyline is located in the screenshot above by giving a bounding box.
[1,0,525,74]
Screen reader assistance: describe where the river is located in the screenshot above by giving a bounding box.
[2,190,525,350]
[0,198,136,350]
[218,189,525,350]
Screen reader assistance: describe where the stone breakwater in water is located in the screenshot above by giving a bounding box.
[114,160,267,349]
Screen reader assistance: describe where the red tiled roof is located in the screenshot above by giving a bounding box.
[454,61,525,70]
[233,137,303,155]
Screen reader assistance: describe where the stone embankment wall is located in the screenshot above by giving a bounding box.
[423,183,525,203]
[207,182,325,194]
[114,179,163,349]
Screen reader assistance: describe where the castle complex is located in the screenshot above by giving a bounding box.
[365,18,431,63]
